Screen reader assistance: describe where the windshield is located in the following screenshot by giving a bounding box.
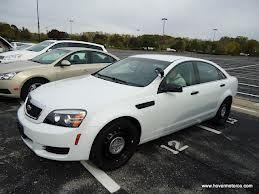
[17,44,32,50]
[27,40,54,52]
[31,49,70,64]
[94,57,171,87]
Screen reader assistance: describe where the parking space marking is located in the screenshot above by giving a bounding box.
[197,125,221,134]
[239,83,259,88]
[161,140,189,154]
[227,117,238,125]
[80,161,120,193]
[237,92,259,98]
[232,105,257,113]
[225,64,259,70]
[161,145,179,154]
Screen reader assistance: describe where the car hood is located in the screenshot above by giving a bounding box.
[0,50,38,58]
[0,60,45,73]
[30,75,145,112]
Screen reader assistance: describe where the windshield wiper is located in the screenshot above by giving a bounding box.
[95,73,143,87]
[95,73,126,83]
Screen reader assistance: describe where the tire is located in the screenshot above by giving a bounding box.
[90,119,140,171]
[212,98,232,125]
[21,78,48,101]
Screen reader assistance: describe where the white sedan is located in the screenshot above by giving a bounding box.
[17,55,238,170]
[0,40,107,63]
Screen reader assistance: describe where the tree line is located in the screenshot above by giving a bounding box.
[1,22,258,56]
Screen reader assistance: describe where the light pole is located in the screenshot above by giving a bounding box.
[69,19,74,34]
[212,28,218,41]
[161,18,168,36]
[36,0,40,41]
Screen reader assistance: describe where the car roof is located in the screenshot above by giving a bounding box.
[130,54,196,62]
[45,39,105,47]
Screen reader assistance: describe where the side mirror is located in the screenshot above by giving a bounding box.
[158,82,183,93]
[60,60,71,66]
[155,68,164,78]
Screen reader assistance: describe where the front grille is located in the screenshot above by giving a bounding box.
[45,146,69,155]
[25,98,42,120]
[0,89,11,94]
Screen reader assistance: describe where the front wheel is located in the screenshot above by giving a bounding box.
[212,98,232,125]
[21,78,48,101]
[90,119,140,171]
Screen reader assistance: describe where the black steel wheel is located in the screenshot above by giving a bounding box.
[90,119,140,170]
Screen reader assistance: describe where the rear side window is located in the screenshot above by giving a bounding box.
[196,62,225,83]
[67,43,103,51]
[90,52,116,63]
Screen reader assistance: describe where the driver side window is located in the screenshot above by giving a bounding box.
[165,62,196,87]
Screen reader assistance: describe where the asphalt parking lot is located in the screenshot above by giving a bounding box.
[0,50,258,194]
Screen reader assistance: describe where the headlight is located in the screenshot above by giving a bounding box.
[0,72,18,80]
[44,110,87,128]
[3,54,22,61]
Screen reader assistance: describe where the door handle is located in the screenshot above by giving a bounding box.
[220,84,225,87]
[191,91,199,95]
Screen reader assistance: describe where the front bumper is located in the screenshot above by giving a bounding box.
[0,80,20,98]
[17,105,97,161]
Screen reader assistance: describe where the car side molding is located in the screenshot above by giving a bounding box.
[136,101,155,109]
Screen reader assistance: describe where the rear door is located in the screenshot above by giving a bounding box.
[87,51,116,73]
[193,61,227,119]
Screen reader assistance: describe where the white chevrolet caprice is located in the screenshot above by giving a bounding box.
[17,54,238,170]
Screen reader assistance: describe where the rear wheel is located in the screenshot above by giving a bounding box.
[21,78,48,101]
[212,98,232,125]
[90,119,140,171]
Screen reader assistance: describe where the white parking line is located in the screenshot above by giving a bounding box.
[197,125,221,134]
[232,105,256,113]
[80,161,120,193]
[225,64,259,70]
[236,76,259,81]
[239,83,259,88]
[237,92,259,98]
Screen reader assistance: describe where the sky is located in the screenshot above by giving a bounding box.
[0,0,258,40]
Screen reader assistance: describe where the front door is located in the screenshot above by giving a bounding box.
[155,61,201,135]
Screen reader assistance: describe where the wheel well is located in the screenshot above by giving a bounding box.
[22,77,49,88]
[103,116,142,140]
[21,77,49,93]
[224,96,233,104]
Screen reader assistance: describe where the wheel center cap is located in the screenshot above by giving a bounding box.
[221,105,226,117]
[109,136,125,154]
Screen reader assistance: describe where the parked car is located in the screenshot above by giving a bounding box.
[166,48,176,52]
[0,36,14,53]
[0,40,107,63]
[17,55,238,170]
[11,42,35,50]
[0,47,118,100]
